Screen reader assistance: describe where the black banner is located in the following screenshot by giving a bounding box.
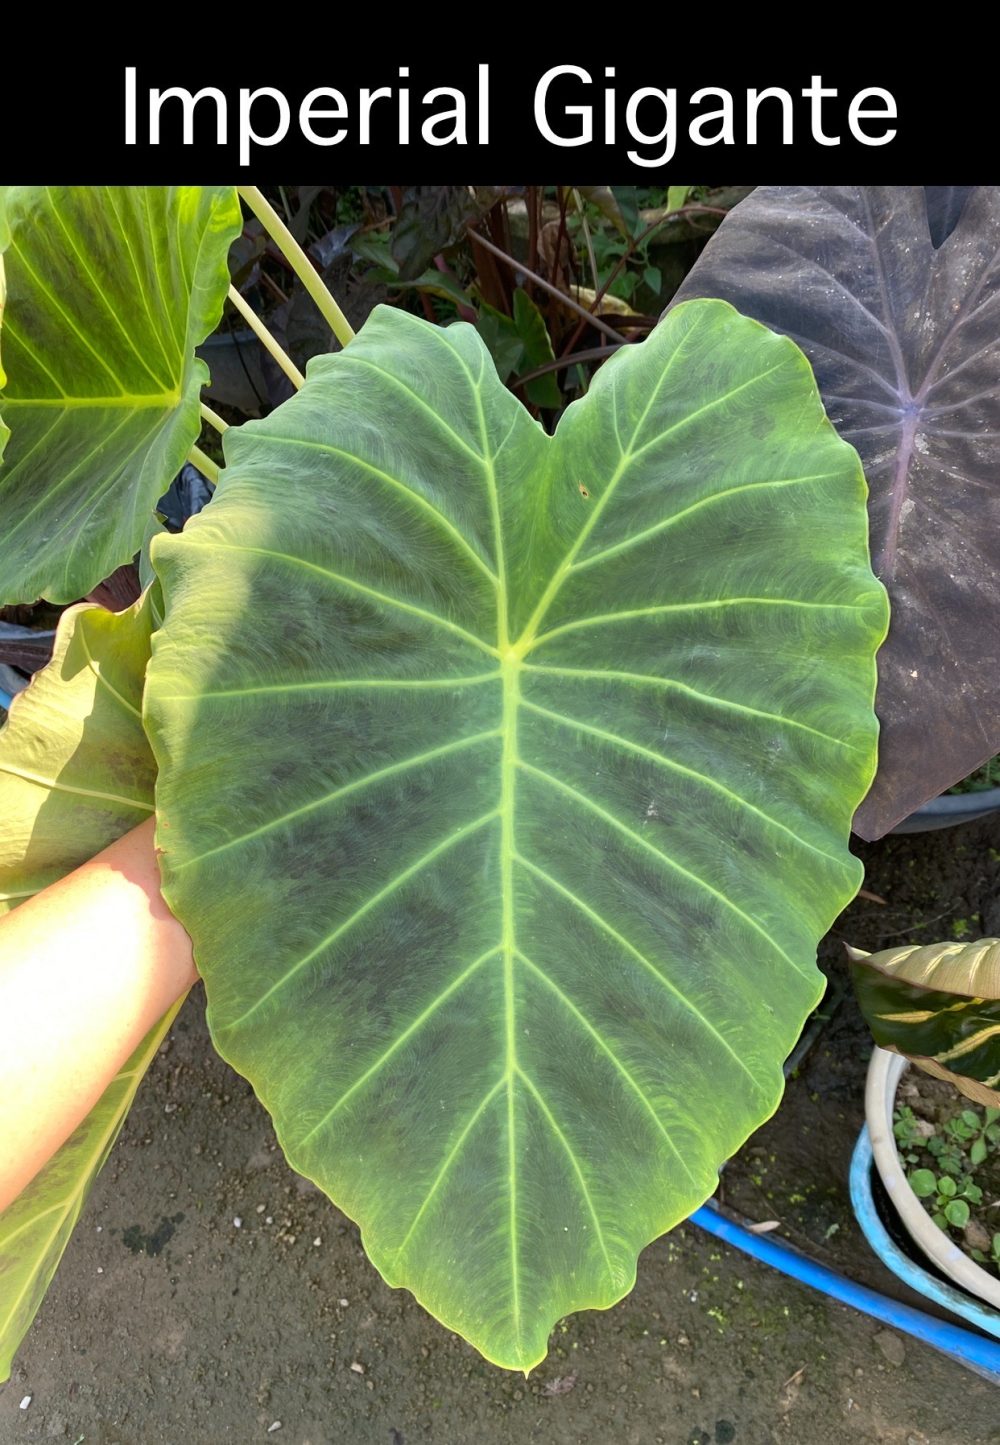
[5,42,992,181]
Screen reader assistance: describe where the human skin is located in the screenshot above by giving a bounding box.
[0,819,197,1213]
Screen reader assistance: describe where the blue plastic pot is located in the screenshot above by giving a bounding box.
[850,1126,1000,1352]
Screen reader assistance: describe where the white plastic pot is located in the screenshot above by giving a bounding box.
[865,1047,1000,1308]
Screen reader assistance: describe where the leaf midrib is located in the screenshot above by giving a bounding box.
[1,392,181,410]
[432,331,784,1351]
[471,341,524,1353]
[448,328,818,1332]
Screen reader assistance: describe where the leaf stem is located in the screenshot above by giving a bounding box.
[200,401,228,433]
[557,202,727,361]
[571,188,601,296]
[238,187,355,349]
[467,227,628,344]
[189,445,220,486]
[227,285,305,390]
[511,343,630,389]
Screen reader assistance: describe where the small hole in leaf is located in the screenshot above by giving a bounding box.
[578,485,590,499]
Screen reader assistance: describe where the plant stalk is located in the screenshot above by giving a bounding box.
[467,229,627,344]
[200,401,229,433]
[512,342,630,389]
[238,187,355,349]
[227,285,306,389]
[558,203,728,361]
[189,445,220,486]
[571,189,601,298]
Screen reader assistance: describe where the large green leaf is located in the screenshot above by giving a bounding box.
[0,252,8,478]
[851,939,1000,1108]
[147,301,887,1370]
[0,599,155,905]
[0,595,165,1380]
[0,186,241,604]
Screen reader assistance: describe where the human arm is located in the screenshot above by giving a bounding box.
[0,819,196,1213]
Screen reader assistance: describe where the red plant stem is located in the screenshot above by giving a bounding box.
[526,187,540,289]
[467,230,628,344]
[511,342,630,389]
[559,204,728,359]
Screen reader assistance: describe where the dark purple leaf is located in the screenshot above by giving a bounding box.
[289,185,328,243]
[925,186,974,248]
[199,322,269,418]
[87,563,141,612]
[674,185,1000,838]
[0,623,54,672]
[390,186,497,282]
[157,463,216,533]
[309,222,360,272]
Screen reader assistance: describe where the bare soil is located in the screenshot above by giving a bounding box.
[3,818,1000,1444]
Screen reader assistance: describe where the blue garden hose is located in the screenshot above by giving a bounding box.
[690,1198,1000,1383]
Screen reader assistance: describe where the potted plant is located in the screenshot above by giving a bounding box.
[890,758,1000,833]
[850,937,1000,1317]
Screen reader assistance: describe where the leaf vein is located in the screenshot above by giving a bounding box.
[253,432,497,585]
[0,763,152,811]
[297,946,502,1145]
[515,1067,616,1286]
[392,1078,505,1264]
[179,542,498,658]
[514,854,762,1086]
[220,809,501,1031]
[516,950,699,1186]
[521,663,862,752]
[517,762,804,976]
[521,699,850,870]
[572,473,845,574]
[177,730,502,870]
[530,598,866,652]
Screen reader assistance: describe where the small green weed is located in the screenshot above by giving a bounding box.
[894,1102,1000,1271]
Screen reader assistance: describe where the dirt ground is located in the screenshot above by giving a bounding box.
[3,818,1000,1445]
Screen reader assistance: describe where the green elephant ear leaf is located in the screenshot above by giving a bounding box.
[850,938,1000,1108]
[0,252,9,471]
[147,300,887,1371]
[0,186,241,605]
[511,289,561,409]
[0,594,170,1381]
[0,599,156,902]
